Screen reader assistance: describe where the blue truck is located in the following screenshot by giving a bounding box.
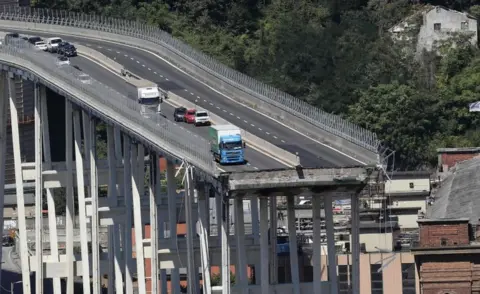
[209,124,246,164]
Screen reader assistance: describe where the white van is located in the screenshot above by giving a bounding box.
[46,37,62,53]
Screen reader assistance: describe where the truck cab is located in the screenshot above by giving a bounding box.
[136,84,164,115]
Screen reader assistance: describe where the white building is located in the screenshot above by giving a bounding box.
[390,6,477,54]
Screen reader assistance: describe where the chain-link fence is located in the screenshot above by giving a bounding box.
[0,38,216,174]
[0,5,381,155]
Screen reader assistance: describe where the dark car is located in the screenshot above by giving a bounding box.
[2,236,14,247]
[28,36,42,45]
[58,42,77,57]
[4,32,19,45]
[173,107,187,122]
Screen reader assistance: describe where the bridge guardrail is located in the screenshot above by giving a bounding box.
[0,6,382,164]
[0,40,216,175]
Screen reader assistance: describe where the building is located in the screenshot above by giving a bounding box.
[413,156,480,293]
[390,6,478,55]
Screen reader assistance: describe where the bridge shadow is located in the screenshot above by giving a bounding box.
[1,269,107,293]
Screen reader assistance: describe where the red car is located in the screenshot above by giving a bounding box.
[184,109,196,123]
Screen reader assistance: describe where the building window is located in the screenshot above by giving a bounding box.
[339,265,352,293]
[409,182,414,189]
[402,263,416,294]
[436,7,441,13]
[371,264,383,294]
[461,21,469,30]
[434,23,441,31]
[441,238,447,246]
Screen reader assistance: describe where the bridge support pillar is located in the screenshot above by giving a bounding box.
[123,135,134,293]
[40,83,61,294]
[34,81,44,294]
[235,196,248,294]
[251,195,259,245]
[167,159,177,248]
[89,116,101,294]
[149,151,160,294]
[185,165,198,294]
[269,195,278,285]
[325,193,338,294]
[0,73,7,290]
[107,125,124,294]
[8,74,32,294]
[73,109,91,294]
[65,100,75,294]
[287,196,301,294]
[221,192,231,294]
[351,194,360,294]
[197,182,211,294]
[312,196,323,294]
[131,142,147,294]
[259,196,270,294]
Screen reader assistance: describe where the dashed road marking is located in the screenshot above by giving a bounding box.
[223,109,227,112]
[244,120,248,123]
[273,136,278,139]
[266,132,270,135]
[154,71,157,74]
[108,48,112,51]
[124,54,128,57]
[230,113,234,116]
[160,75,163,78]
[142,64,145,67]
[165,78,169,81]
[209,103,214,106]
[130,57,134,60]
[254,167,259,170]
[184,89,188,92]
[237,116,241,119]
[136,61,140,64]
[281,140,286,143]
[116,51,120,54]
[216,106,221,109]
[250,124,255,127]
[148,68,151,71]
[258,128,262,131]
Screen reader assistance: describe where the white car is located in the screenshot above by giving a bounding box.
[34,41,47,51]
[56,56,70,66]
[78,73,92,84]
[194,110,211,126]
[46,37,62,53]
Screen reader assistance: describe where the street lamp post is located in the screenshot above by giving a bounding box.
[11,280,22,293]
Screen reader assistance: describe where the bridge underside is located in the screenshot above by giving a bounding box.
[0,65,372,294]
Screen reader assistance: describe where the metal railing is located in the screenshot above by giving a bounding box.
[0,5,381,154]
[0,39,216,174]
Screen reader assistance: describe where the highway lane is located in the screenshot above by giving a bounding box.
[8,30,362,168]
[68,55,285,171]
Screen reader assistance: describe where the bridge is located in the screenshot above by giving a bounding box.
[0,5,387,294]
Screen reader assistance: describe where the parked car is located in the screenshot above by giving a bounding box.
[34,41,47,51]
[194,110,211,126]
[2,236,14,247]
[78,73,92,84]
[28,36,42,45]
[173,107,187,122]
[184,109,196,123]
[46,37,62,53]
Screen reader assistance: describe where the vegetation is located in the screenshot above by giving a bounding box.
[33,0,480,170]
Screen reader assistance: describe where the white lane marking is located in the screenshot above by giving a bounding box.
[124,54,128,57]
[130,57,134,60]
[216,106,220,109]
[258,128,262,131]
[273,136,278,139]
[237,116,241,119]
[154,71,157,74]
[254,167,259,170]
[184,89,188,91]
[165,78,169,81]
[209,103,214,106]
[191,93,194,95]
[230,113,234,116]
[142,64,145,67]
[116,51,120,54]
[108,48,112,51]
[97,46,102,49]
[266,132,270,135]
[203,99,207,102]
[148,68,151,71]
[136,61,140,64]
[160,75,163,78]
[223,109,227,112]
[250,124,255,127]
[244,120,248,123]
[281,140,286,143]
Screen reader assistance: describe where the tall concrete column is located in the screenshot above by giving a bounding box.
[185,166,198,294]
[235,196,248,294]
[107,125,123,294]
[8,75,32,294]
[149,152,159,294]
[221,191,231,294]
[351,194,360,294]
[286,196,300,294]
[123,135,134,293]
[0,73,7,290]
[166,159,177,247]
[34,81,44,294]
[269,196,278,284]
[312,196,323,294]
[259,196,270,294]
[89,117,101,294]
[131,142,147,294]
[324,193,338,294]
[65,100,75,294]
[197,183,211,294]
[40,83,61,294]
[73,109,91,294]
[251,195,259,244]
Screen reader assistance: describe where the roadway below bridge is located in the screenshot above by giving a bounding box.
[68,55,285,172]
[8,30,365,168]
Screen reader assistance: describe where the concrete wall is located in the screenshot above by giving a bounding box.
[386,178,430,194]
